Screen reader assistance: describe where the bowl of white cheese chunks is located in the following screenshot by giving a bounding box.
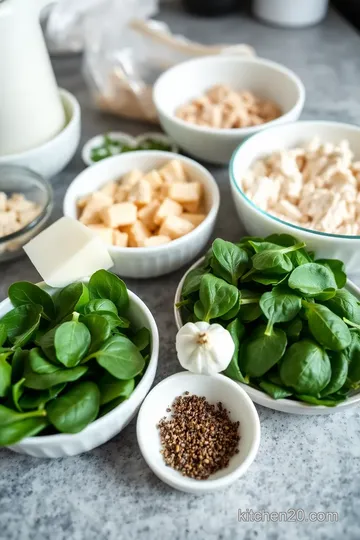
[230,121,360,281]
[63,151,220,278]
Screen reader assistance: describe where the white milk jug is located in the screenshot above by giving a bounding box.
[0,0,66,156]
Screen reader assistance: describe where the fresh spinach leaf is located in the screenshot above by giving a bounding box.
[24,357,87,390]
[280,339,331,395]
[260,287,302,336]
[90,335,145,379]
[11,349,28,383]
[288,263,337,297]
[89,270,129,312]
[0,417,48,445]
[96,311,130,330]
[12,378,25,412]
[83,299,118,315]
[19,384,66,410]
[198,274,239,322]
[54,321,91,367]
[259,381,292,399]
[0,352,12,397]
[211,239,249,285]
[29,348,59,374]
[54,282,85,323]
[181,267,208,297]
[1,304,42,348]
[316,259,347,289]
[0,323,7,347]
[344,330,360,388]
[296,395,344,407]
[98,374,135,405]
[46,381,100,433]
[240,325,287,377]
[323,289,360,324]
[8,282,55,321]
[99,396,127,417]
[80,314,111,354]
[222,319,246,383]
[0,404,47,426]
[132,327,150,352]
[303,301,351,351]
[320,352,348,397]
[282,317,303,340]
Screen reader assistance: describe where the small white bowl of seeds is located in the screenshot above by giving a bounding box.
[136,371,260,494]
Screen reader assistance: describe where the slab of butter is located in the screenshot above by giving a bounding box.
[24,217,113,288]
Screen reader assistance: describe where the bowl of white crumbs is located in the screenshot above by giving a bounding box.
[0,165,53,263]
[230,121,360,281]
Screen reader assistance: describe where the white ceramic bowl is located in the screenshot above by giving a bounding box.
[153,56,305,165]
[7,282,159,458]
[230,121,360,283]
[253,0,328,28]
[63,151,220,279]
[174,257,360,415]
[136,372,260,493]
[0,89,81,179]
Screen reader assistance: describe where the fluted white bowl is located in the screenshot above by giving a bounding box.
[6,281,159,457]
[63,151,220,278]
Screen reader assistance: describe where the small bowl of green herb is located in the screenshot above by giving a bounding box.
[82,131,179,166]
[174,234,360,415]
[0,269,159,457]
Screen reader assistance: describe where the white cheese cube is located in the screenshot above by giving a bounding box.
[24,217,113,288]
[123,220,151,247]
[159,160,187,183]
[138,201,160,232]
[181,213,206,227]
[101,202,137,228]
[87,224,113,245]
[154,198,183,225]
[158,215,194,239]
[128,179,152,207]
[168,182,202,204]
[112,230,129,247]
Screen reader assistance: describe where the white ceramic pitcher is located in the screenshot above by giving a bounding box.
[0,0,66,156]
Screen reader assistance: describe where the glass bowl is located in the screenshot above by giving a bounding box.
[0,165,53,263]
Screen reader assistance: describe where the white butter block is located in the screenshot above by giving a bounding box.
[24,217,113,288]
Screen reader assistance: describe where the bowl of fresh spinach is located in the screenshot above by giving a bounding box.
[0,270,159,457]
[174,235,360,415]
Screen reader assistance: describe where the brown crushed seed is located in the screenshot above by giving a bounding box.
[157,393,240,480]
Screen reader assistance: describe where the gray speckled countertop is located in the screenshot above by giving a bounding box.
[1,4,360,540]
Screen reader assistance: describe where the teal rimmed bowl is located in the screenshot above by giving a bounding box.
[229,121,360,283]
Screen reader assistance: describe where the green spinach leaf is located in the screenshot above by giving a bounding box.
[323,289,360,324]
[89,270,129,312]
[222,319,246,382]
[46,381,100,434]
[303,301,351,351]
[54,321,91,367]
[98,374,135,405]
[0,417,48,446]
[280,339,331,395]
[181,267,208,298]
[288,263,337,297]
[240,325,287,377]
[83,299,118,315]
[90,335,145,379]
[316,259,347,288]
[1,304,42,348]
[198,274,239,322]
[80,314,111,354]
[0,352,12,397]
[8,282,55,320]
[259,381,292,399]
[320,352,348,397]
[211,239,249,285]
[260,287,302,336]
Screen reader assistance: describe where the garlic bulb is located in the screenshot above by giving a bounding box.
[176,321,235,375]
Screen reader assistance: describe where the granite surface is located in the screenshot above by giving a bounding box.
[1,4,360,540]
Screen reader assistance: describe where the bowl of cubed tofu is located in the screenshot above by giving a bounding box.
[230,121,360,280]
[0,165,53,263]
[63,151,220,278]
